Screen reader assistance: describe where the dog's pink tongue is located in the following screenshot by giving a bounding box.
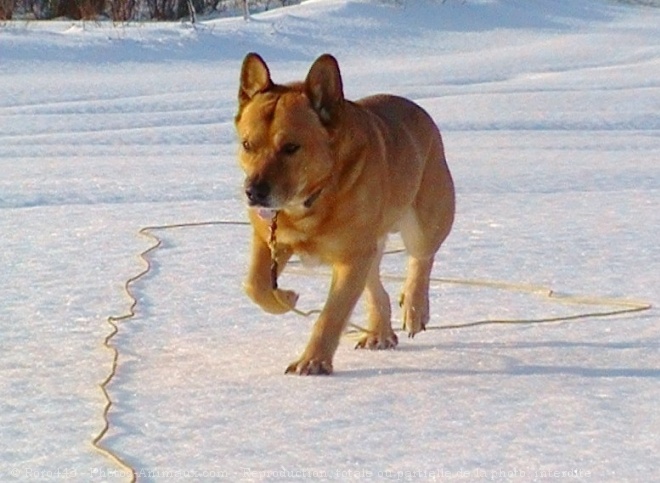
[257,208,277,220]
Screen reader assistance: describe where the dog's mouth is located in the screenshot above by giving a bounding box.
[251,194,319,221]
[247,185,324,219]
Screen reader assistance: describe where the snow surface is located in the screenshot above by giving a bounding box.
[1,1,659,481]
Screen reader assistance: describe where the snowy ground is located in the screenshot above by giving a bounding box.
[1,1,659,481]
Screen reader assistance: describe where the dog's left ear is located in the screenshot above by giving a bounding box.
[305,54,344,126]
[239,53,273,109]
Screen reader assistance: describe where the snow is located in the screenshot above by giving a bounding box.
[1,0,658,481]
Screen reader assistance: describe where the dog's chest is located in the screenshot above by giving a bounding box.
[297,250,323,268]
[277,226,331,266]
[277,215,344,266]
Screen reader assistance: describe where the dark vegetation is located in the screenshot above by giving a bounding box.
[0,0,298,21]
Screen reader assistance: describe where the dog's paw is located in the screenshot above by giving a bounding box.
[399,292,429,338]
[285,357,333,375]
[244,283,300,315]
[354,330,398,350]
[273,288,299,313]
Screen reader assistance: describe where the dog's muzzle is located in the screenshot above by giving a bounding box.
[245,178,323,211]
[245,179,271,207]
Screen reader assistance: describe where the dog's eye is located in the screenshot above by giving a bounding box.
[281,143,300,156]
[242,140,252,152]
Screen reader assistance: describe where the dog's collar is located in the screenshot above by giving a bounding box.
[303,188,323,209]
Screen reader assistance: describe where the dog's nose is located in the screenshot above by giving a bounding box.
[245,180,271,206]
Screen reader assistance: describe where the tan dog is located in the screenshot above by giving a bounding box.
[235,53,455,375]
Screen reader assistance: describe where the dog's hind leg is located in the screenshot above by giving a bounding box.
[399,251,433,337]
[355,237,398,350]
[399,138,455,337]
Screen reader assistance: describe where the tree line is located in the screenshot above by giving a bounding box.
[0,0,298,21]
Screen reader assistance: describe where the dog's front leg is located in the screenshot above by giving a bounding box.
[243,230,297,315]
[286,254,373,375]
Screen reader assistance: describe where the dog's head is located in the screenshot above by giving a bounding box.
[235,53,344,214]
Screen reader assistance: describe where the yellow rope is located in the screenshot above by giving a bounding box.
[92,228,160,483]
[283,266,652,334]
[420,280,651,330]
[95,219,652,480]
[93,221,248,481]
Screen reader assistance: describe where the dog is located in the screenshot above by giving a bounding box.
[235,53,455,375]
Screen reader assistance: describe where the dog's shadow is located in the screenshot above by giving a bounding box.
[340,340,660,380]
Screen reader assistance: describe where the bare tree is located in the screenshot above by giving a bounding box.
[185,0,196,23]
[109,0,136,21]
[0,0,14,19]
[54,0,105,19]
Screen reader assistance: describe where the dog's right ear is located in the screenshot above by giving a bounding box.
[239,53,273,109]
